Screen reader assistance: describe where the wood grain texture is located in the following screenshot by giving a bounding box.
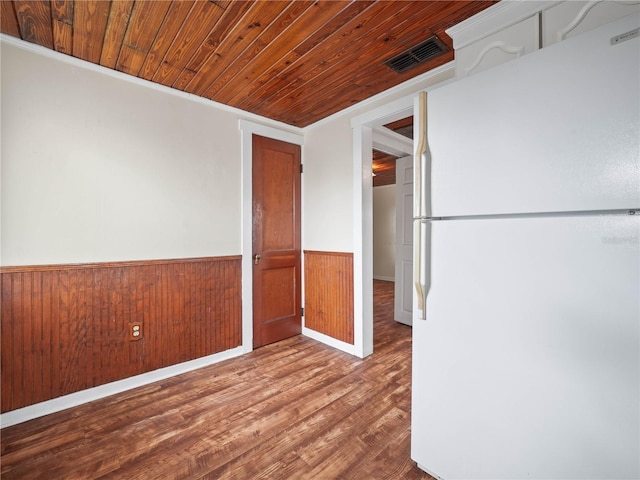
[304,251,354,345]
[51,0,74,54]
[0,0,496,127]
[138,0,196,81]
[252,135,302,348]
[183,0,300,96]
[0,1,20,38]
[13,0,53,48]
[150,0,226,86]
[208,0,350,105]
[1,281,432,480]
[0,256,242,413]
[174,0,255,90]
[248,0,421,120]
[99,0,134,68]
[232,0,379,111]
[197,1,316,100]
[72,0,110,63]
[116,0,171,76]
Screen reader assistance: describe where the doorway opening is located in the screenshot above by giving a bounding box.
[351,96,414,358]
[372,119,414,338]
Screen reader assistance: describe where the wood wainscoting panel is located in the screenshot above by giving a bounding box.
[303,251,354,345]
[0,256,242,413]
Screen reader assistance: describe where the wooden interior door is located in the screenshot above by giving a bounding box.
[252,135,301,348]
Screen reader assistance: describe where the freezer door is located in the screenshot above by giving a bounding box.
[411,214,639,479]
[427,13,640,217]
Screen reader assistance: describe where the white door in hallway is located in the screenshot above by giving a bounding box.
[394,155,413,326]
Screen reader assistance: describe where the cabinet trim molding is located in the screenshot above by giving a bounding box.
[447,0,557,50]
[556,0,640,42]
[464,40,526,76]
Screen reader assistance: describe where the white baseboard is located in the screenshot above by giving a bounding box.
[373,275,395,282]
[302,327,361,358]
[0,346,244,428]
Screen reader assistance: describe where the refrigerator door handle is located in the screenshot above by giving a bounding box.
[414,92,428,320]
[414,92,426,221]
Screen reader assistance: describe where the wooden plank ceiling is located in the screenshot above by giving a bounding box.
[0,0,495,127]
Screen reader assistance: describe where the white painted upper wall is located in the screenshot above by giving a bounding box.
[2,31,454,265]
[301,116,354,252]
[373,184,396,280]
[0,39,299,266]
[302,66,455,252]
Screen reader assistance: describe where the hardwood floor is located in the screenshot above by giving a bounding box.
[1,280,433,479]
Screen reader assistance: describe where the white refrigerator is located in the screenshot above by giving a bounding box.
[411,12,639,480]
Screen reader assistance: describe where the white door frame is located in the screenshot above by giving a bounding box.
[351,96,414,358]
[239,120,304,353]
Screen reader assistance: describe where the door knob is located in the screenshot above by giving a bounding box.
[254,254,261,265]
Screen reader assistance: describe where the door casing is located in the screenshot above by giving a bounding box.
[351,97,414,358]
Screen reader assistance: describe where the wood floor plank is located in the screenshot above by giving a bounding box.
[198,377,370,474]
[0,281,433,479]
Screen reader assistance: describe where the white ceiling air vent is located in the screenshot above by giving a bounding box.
[385,36,448,73]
